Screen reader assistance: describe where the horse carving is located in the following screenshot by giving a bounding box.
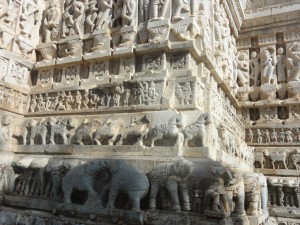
[183,113,211,147]
[116,115,151,146]
[74,119,99,145]
[30,119,48,145]
[94,119,125,145]
[146,112,184,147]
[49,118,76,145]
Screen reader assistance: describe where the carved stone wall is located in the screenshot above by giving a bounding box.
[0,0,299,224]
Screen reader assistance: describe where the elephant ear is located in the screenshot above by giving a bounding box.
[109,160,122,173]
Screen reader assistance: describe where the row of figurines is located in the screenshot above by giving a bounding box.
[29,83,161,113]
[267,177,300,208]
[39,0,210,43]
[0,0,209,40]
[0,85,29,113]
[17,112,211,148]
[254,149,300,170]
[10,157,268,217]
[247,128,300,144]
[235,42,300,98]
[29,82,195,113]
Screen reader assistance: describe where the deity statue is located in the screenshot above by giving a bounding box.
[42,0,61,43]
[19,0,39,38]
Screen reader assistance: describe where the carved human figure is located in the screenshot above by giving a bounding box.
[74,91,82,110]
[29,94,37,112]
[85,0,98,33]
[205,167,230,214]
[247,129,253,143]
[147,158,194,211]
[277,186,284,207]
[0,115,13,144]
[175,82,192,105]
[191,182,202,213]
[287,42,300,82]
[62,0,84,37]
[243,174,261,216]
[271,128,277,143]
[276,47,286,83]
[261,48,276,85]
[149,0,169,21]
[249,51,260,86]
[172,0,189,21]
[121,0,136,26]
[82,89,90,109]
[19,0,39,38]
[236,51,249,87]
[42,0,61,42]
[257,129,263,144]
[279,128,285,143]
[95,0,112,29]
[265,129,270,144]
[65,91,73,110]
[286,129,294,143]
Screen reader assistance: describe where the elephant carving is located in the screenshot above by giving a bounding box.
[147,158,194,211]
[61,160,108,206]
[94,119,125,145]
[103,159,150,211]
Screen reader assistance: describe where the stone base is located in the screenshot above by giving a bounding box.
[4,194,60,211]
[269,206,300,219]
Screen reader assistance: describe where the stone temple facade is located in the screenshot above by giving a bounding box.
[0,0,299,224]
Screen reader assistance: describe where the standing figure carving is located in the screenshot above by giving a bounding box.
[95,0,112,30]
[42,0,61,42]
[172,0,190,22]
[19,0,39,38]
[261,48,276,85]
[276,47,286,83]
[249,51,260,86]
[62,0,84,37]
[85,0,98,33]
[147,158,194,211]
[121,0,136,26]
[236,51,249,87]
[149,0,169,21]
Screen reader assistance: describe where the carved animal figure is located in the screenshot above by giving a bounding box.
[265,150,288,169]
[147,158,194,211]
[146,112,184,147]
[49,118,75,145]
[62,160,107,206]
[254,152,266,169]
[290,150,300,170]
[116,115,150,146]
[30,119,48,145]
[94,119,125,145]
[183,113,211,147]
[73,120,99,145]
[104,160,150,211]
